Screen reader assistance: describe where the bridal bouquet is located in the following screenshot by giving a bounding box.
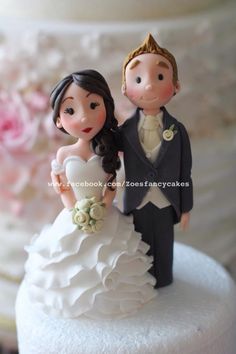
[72,197,106,233]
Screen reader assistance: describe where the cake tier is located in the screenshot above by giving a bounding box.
[16,243,236,354]
[0,0,223,21]
[0,279,18,349]
[0,214,30,349]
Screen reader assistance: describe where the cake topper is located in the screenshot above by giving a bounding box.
[117,33,193,288]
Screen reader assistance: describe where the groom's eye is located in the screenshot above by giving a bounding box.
[136,76,142,84]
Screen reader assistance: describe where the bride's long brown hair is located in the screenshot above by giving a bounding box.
[50,70,120,188]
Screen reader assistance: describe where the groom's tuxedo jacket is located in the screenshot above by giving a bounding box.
[117,106,193,223]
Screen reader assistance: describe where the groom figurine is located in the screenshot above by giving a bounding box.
[117,33,193,288]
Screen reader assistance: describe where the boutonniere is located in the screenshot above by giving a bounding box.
[163,124,178,141]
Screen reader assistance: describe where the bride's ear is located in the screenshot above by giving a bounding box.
[56,117,63,128]
[121,83,126,96]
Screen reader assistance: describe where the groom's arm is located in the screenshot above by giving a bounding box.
[179,122,193,214]
[114,124,125,152]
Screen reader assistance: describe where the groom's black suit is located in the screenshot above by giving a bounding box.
[117,106,193,287]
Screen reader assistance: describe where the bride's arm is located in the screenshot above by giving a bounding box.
[55,171,76,209]
[51,147,76,209]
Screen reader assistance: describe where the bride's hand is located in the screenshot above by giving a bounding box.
[50,171,70,194]
[50,171,61,194]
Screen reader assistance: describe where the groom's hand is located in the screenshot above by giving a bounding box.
[180,212,190,231]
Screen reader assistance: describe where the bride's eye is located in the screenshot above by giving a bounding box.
[64,107,74,115]
[90,102,100,110]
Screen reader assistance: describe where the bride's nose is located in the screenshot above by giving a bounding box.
[78,106,89,123]
[80,115,88,123]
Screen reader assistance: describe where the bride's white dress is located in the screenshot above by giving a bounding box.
[24,155,156,319]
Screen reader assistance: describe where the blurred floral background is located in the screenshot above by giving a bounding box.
[0,0,236,352]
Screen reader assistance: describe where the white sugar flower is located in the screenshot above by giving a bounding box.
[163,129,174,141]
[75,199,91,211]
[90,203,105,220]
[163,124,178,142]
[91,220,104,233]
[89,196,97,204]
[81,225,93,233]
[72,210,89,227]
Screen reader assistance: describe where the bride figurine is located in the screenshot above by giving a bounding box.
[24,70,156,319]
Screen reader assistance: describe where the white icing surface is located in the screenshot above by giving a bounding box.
[16,243,236,354]
[0,214,29,347]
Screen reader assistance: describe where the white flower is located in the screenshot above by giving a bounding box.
[91,220,104,233]
[72,197,105,233]
[163,124,178,141]
[89,196,97,203]
[90,203,105,220]
[74,199,91,211]
[81,225,93,233]
[163,129,174,141]
[72,210,89,227]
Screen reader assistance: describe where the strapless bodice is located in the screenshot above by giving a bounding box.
[63,155,107,201]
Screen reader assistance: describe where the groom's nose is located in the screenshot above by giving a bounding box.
[145,83,153,91]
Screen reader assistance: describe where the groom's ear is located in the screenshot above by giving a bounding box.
[121,83,126,96]
[174,81,181,95]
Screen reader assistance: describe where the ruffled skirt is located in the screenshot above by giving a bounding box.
[24,206,156,319]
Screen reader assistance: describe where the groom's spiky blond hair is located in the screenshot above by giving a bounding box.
[122,33,178,84]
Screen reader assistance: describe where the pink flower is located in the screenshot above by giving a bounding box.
[24,90,49,112]
[0,92,39,152]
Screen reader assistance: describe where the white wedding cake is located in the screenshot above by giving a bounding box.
[16,243,236,354]
[0,0,236,351]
